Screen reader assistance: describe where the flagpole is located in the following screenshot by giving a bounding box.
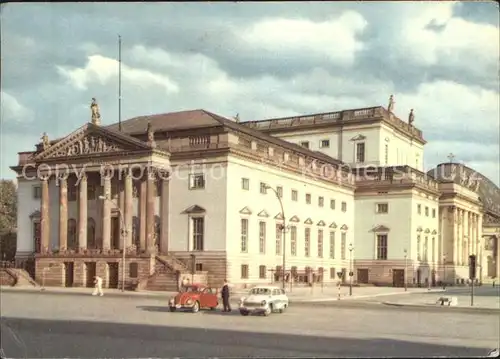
[118,34,122,132]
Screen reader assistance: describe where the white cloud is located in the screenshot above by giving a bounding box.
[398,2,498,69]
[56,55,180,93]
[0,91,34,123]
[239,11,368,65]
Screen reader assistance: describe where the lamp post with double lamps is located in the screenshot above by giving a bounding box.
[265,184,287,290]
[99,194,128,292]
[348,243,354,296]
[404,249,408,291]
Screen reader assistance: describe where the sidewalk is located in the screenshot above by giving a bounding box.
[1,284,443,303]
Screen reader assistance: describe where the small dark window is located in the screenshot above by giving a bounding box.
[129,263,138,278]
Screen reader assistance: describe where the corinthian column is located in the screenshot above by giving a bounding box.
[102,175,111,250]
[40,177,50,253]
[78,174,88,251]
[124,170,133,248]
[145,170,156,253]
[59,176,68,251]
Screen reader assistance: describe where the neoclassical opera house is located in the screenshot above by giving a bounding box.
[8,98,500,290]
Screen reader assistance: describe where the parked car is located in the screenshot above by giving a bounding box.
[239,286,289,316]
[168,284,218,313]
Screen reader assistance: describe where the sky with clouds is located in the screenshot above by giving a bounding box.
[1,2,499,185]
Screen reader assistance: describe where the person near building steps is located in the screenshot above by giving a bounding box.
[221,279,231,312]
[92,276,104,296]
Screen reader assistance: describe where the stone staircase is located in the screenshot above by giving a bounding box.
[0,268,38,287]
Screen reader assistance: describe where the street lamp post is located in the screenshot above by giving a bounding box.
[404,249,408,291]
[348,243,354,296]
[265,185,286,291]
[99,195,127,292]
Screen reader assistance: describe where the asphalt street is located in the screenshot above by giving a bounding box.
[1,291,498,358]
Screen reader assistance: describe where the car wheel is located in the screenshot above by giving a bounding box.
[191,301,200,313]
[264,305,272,316]
[240,310,249,316]
[169,307,176,312]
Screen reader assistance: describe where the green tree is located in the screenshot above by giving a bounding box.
[0,179,17,260]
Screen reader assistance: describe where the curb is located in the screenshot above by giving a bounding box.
[382,301,500,314]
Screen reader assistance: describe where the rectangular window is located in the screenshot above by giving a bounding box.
[241,219,248,252]
[330,199,336,210]
[304,228,311,257]
[68,184,77,202]
[330,267,336,279]
[241,178,249,190]
[417,204,422,214]
[300,141,310,149]
[276,186,283,198]
[384,144,389,165]
[291,190,298,201]
[129,262,138,278]
[320,139,330,148]
[356,142,365,163]
[259,221,266,254]
[260,182,267,194]
[432,208,436,218]
[275,224,282,255]
[195,263,203,271]
[425,206,429,217]
[189,174,205,189]
[259,265,266,279]
[376,234,388,260]
[329,231,335,259]
[317,229,323,258]
[341,232,346,260]
[192,217,204,251]
[290,226,297,256]
[318,196,324,207]
[376,203,389,214]
[341,202,347,212]
[241,265,249,279]
[306,194,311,204]
[32,185,41,199]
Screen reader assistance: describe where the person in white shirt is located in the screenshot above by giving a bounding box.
[92,276,104,296]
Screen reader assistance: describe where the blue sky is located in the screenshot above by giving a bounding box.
[1,2,499,184]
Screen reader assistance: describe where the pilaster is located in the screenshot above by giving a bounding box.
[59,176,68,251]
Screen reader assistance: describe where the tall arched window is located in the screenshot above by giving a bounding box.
[67,219,77,250]
[87,218,96,249]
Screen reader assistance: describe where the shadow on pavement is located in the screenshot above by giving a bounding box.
[1,317,495,358]
[136,305,171,313]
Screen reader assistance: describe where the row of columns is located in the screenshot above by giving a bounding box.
[39,169,165,254]
[451,207,481,266]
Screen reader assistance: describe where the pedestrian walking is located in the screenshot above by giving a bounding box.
[92,276,104,296]
[221,279,231,312]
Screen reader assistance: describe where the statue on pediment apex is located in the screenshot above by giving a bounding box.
[408,109,415,126]
[147,121,156,148]
[41,132,50,151]
[234,113,240,123]
[91,98,101,125]
[387,95,395,113]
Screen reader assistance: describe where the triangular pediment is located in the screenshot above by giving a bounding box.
[329,222,338,229]
[416,226,423,232]
[182,205,206,214]
[431,230,437,235]
[424,228,430,234]
[304,218,313,225]
[239,206,252,215]
[29,210,41,219]
[289,215,300,223]
[371,225,390,232]
[317,220,326,226]
[340,224,348,231]
[257,210,269,218]
[33,123,152,160]
[351,134,366,141]
[274,212,284,220]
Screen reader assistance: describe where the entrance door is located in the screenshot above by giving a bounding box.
[64,262,74,287]
[111,217,120,249]
[392,269,404,287]
[108,262,119,288]
[85,262,96,287]
[357,269,369,284]
[417,269,421,287]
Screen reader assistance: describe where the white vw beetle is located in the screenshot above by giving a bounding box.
[239,285,289,316]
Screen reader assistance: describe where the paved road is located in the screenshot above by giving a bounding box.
[1,292,498,358]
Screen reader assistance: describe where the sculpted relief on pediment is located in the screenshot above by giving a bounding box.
[43,134,126,159]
